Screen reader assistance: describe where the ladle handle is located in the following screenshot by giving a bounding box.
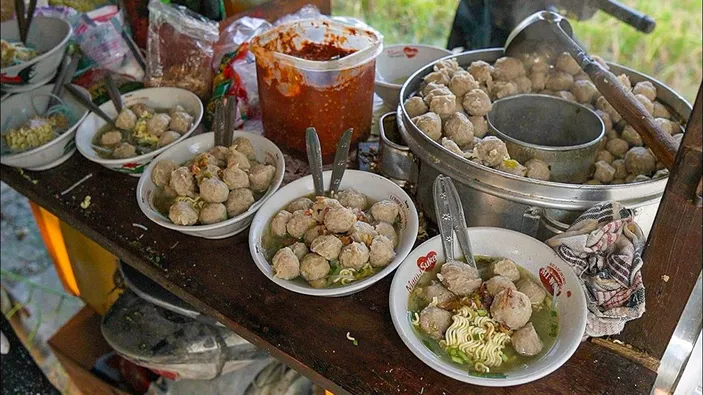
[433,175,455,263]
[553,27,677,170]
[597,0,656,34]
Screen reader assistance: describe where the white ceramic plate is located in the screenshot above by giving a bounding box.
[136,132,284,239]
[249,170,419,297]
[389,227,586,387]
[75,87,203,176]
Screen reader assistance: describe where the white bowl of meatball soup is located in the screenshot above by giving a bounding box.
[136,131,285,239]
[249,170,419,297]
[75,87,203,176]
[389,227,586,386]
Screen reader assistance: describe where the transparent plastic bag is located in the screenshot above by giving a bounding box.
[145,0,219,99]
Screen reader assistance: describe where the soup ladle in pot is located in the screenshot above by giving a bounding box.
[433,175,478,270]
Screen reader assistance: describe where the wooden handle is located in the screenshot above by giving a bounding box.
[583,61,678,169]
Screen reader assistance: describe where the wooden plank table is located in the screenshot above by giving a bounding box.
[1,156,657,394]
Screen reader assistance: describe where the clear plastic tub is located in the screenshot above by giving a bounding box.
[250,19,383,162]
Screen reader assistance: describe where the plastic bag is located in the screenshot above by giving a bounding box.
[146,0,219,100]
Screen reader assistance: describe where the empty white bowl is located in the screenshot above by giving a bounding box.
[1,17,72,92]
[1,84,91,170]
[75,87,203,176]
[136,132,285,239]
[374,44,452,108]
[249,170,419,297]
[389,227,586,387]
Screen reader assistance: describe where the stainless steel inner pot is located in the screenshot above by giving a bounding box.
[488,94,605,183]
[394,48,692,240]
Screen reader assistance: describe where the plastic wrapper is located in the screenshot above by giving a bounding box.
[146,0,219,100]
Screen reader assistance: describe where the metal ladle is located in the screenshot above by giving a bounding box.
[433,175,477,269]
[505,10,678,170]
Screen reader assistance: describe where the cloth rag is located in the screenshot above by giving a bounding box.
[546,201,646,338]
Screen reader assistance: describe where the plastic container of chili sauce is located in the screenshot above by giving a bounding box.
[250,19,383,162]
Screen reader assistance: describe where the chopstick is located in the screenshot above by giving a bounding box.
[14,0,26,44]
[24,0,37,43]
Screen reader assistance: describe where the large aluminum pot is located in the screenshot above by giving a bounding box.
[396,49,692,240]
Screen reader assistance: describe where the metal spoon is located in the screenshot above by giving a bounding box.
[213,100,225,146]
[327,128,353,196]
[306,127,324,197]
[433,175,456,263]
[46,53,79,111]
[105,74,123,114]
[224,97,237,147]
[444,176,477,269]
[64,83,121,129]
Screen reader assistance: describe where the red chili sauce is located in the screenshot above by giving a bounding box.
[285,42,357,61]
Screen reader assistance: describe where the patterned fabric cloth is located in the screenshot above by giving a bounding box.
[546,201,646,338]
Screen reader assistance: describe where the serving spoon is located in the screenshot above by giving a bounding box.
[433,175,478,270]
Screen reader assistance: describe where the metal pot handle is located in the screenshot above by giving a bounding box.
[520,206,543,238]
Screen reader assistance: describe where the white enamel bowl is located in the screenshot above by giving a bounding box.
[1,17,72,92]
[374,44,452,108]
[1,84,90,170]
[75,87,203,176]
[249,170,419,297]
[389,227,587,387]
[136,132,284,239]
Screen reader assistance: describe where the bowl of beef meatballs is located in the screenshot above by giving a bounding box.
[249,170,419,297]
[136,131,284,239]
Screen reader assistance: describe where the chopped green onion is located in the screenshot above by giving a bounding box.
[450,356,465,364]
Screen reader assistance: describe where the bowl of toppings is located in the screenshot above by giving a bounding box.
[75,87,203,176]
[1,83,90,170]
[1,17,72,92]
[249,170,419,297]
[136,131,284,239]
[389,227,586,386]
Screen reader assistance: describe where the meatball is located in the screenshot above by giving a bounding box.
[528,59,551,74]
[374,222,397,247]
[208,146,229,165]
[169,201,199,225]
[490,80,519,100]
[448,71,479,97]
[199,178,229,203]
[631,174,651,183]
[370,200,400,224]
[439,261,482,296]
[169,166,196,197]
[230,137,257,161]
[625,147,656,176]
[469,116,488,138]
[612,159,628,179]
[168,105,185,116]
[304,225,325,246]
[336,189,368,210]
[556,52,581,75]
[571,80,598,103]
[429,94,457,119]
[511,323,543,356]
[130,103,154,117]
[673,133,684,149]
[113,142,137,159]
[404,97,429,118]
[271,210,293,237]
[493,57,525,81]
[287,210,317,239]
[621,125,643,147]
[592,55,610,70]
[442,137,464,157]
[634,94,654,116]
[158,131,181,148]
[249,163,276,192]
[595,110,613,132]
[100,130,122,146]
[421,82,444,97]
[222,165,249,190]
[300,253,330,282]
[434,58,461,76]
[323,206,357,234]
[226,148,251,171]
[617,74,632,90]
[606,138,630,158]
[424,282,456,305]
[115,108,137,130]
[419,306,453,340]
[462,89,493,117]
[490,288,532,330]
[530,72,546,91]
[290,242,309,261]
[632,81,657,101]
[554,90,577,102]
[596,150,614,164]
[349,221,378,245]
[493,259,520,281]
[497,159,527,177]
[475,137,509,167]
[310,234,344,261]
[485,276,517,296]
[653,101,671,118]
[339,242,370,270]
[524,159,550,181]
[199,202,227,224]
[443,112,475,147]
[592,161,616,184]
[287,197,314,213]
[654,118,674,135]
[311,197,343,222]
[195,164,221,186]
[423,70,450,86]
[516,279,547,306]
[369,235,396,267]
[468,60,493,85]
[584,179,602,185]
[512,75,531,94]
[272,247,300,280]
[146,113,171,137]
[169,111,193,134]
[596,96,623,124]
[545,70,574,91]
[412,112,442,141]
[653,169,669,179]
[151,160,178,188]
[226,188,255,216]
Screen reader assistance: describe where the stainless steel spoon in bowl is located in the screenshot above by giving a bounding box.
[327,128,353,197]
[306,127,325,197]
[433,175,478,269]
